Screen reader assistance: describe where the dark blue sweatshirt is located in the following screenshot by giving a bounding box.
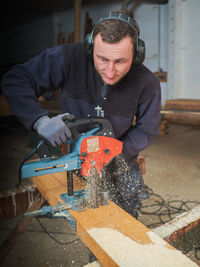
[1,43,161,166]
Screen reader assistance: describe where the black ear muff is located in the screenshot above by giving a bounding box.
[134,39,145,65]
[84,12,145,64]
[84,32,93,58]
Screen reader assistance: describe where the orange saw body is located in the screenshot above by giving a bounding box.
[80,136,123,177]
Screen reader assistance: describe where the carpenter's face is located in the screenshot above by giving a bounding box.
[93,34,134,85]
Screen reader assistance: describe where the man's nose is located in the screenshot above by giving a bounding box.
[106,62,116,78]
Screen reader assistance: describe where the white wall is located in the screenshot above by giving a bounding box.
[181,0,200,99]
[168,0,200,100]
[133,4,168,105]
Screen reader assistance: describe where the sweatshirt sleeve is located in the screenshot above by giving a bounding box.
[1,45,66,130]
[122,83,161,165]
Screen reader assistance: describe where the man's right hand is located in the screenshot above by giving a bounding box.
[33,113,75,146]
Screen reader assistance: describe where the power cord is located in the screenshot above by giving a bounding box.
[140,186,200,261]
[35,217,79,246]
[140,187,200,227]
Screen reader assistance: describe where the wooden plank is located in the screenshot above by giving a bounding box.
[74,0,81,43]
[153,206,200,243]
[161,110,200,125]
[30,172,197,266]
[165,99,200,111]
[0,158,144,221]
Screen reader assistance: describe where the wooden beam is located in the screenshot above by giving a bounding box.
[165,99,200,111]
[74,0,81,43]
[30,172,196,266]
[153,206,200,244]
[0,157,144,222]
[161,110,200,125]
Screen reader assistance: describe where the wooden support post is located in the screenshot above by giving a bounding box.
[74,0,81,43]
[0,185,41,221]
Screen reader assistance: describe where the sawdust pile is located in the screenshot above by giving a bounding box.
[84,261,101,267]
[88,227,197,267]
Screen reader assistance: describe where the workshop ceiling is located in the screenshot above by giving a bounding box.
[1,0,89,29]
[1,0,168,30]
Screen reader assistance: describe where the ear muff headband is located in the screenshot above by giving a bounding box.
[98,12,138,36]
[85,12,145,64]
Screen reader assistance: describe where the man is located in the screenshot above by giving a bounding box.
[1,10,161,218]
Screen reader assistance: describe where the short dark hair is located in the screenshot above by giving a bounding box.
[93,10,140,49]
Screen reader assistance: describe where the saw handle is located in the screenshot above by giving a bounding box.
[30,117,115,159]
[62,117,115,140]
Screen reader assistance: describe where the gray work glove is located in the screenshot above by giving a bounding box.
[33,113,74,146]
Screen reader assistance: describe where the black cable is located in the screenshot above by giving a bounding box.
[141,187,200,227]
[195,247,200,260]
[35,217,79,246]
[0,226,77,236]
[0,218,79,246]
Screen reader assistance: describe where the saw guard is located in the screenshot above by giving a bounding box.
[80,136,123,177]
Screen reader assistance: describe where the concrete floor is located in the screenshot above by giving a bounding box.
[0,116,200,266]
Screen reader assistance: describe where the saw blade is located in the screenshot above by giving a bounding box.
[86,167,109,209]
[86,167,99,209]
[98,167,109,206]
